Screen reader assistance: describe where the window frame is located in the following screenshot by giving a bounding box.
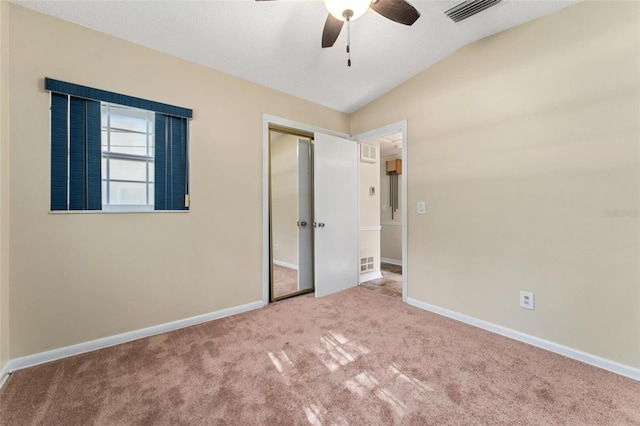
[101,102,155,212]
[46,77,193,214]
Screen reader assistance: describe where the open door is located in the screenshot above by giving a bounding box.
[314,132,358,297]
[297,138,313,293]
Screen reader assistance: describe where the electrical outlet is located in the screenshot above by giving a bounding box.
[274,243,279,251]
[520,291,534,310]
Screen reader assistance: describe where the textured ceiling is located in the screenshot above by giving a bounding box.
[13,0,581,113]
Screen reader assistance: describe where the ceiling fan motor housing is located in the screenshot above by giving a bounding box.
[324,0,372,22]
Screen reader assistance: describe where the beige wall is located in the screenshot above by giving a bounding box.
[359,143,381,277]
[380,155,402,262]
[359,144,381,228]
[271,132,299,267]
[0,0,10,371]
[380,225,401,263]
[8,4,348,358]
[352,1,640,368]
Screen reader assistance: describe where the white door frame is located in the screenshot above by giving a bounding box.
[352,120,408,302]
[262,114,350,306]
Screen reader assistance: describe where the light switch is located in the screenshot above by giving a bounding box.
[417,201,426,215]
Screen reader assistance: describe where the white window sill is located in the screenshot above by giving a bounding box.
[49,209,189,214]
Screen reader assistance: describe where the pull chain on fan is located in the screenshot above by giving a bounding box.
[346,15,351,67]
[320,0,420,56]
[339,8,354,67]
[260,0,421,66]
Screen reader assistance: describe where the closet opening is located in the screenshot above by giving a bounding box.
[269,126,315,301]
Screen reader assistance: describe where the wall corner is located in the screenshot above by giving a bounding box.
[0,0,12,372]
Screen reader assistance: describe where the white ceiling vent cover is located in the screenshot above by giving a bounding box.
[445,0,503,23]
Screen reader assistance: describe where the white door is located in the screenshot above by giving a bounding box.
[314,132,359,297]
[297,139,313,292]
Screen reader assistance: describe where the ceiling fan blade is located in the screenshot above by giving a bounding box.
[322,14,344,48]
[370,0,420,26]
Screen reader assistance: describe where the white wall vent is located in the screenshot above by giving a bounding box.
[445,0,503,23]
[360,144,377,163]
[360,257,374,273]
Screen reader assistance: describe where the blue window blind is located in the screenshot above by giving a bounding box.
[50,93,69,210]
[70,97,102,210]
[45,78,192,119]
[155,115,189,210]
[47,78,192,211]
[50,95,101,210]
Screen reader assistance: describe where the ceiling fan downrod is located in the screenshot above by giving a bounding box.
[344,10,353,67]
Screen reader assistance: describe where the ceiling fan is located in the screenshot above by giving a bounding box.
[257,0,421,66]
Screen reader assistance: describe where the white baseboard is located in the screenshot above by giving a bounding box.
[381,257,402,266]
[273,260,298,270]
[5,300,264,375]
[359,271,382,283]
[0,362,10,389]
[406,298,640,382]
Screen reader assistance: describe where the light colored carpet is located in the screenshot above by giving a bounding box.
[272,264,299,299]
[360,262,402,298]
[1,287,639,425]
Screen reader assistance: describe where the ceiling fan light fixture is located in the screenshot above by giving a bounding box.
[323,0,372,21]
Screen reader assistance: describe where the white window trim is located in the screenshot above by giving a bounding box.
[101,103,155,210]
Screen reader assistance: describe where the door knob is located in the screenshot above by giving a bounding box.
[299,221,307,227]
[318,222,325,228]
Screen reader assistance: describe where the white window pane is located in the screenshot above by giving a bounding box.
[149,116,155,137]
[108,132,148,156]
[101,131,108,150]
[109,182,147,205]
[101,105,108,127]
[109,159,147,182]
[109,106,148,133]
[100,103,157,210]
[109,146,148,156]
[101,158,107,180]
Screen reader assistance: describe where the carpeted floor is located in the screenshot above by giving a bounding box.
[275,262,402,300]
[1,286,639,425]
[360,262,403,298]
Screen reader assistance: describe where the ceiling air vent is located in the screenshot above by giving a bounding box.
[445,0,503,23]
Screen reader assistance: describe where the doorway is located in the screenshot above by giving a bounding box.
[269,128,314,301]
[263,115,360,305]
[358,132,404,298]
[353,122,408,301]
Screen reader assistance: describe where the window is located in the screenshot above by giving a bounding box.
[46,78,192,212]
[101,104,155,210]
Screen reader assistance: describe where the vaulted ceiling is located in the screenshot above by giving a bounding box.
[13,0,581,113]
